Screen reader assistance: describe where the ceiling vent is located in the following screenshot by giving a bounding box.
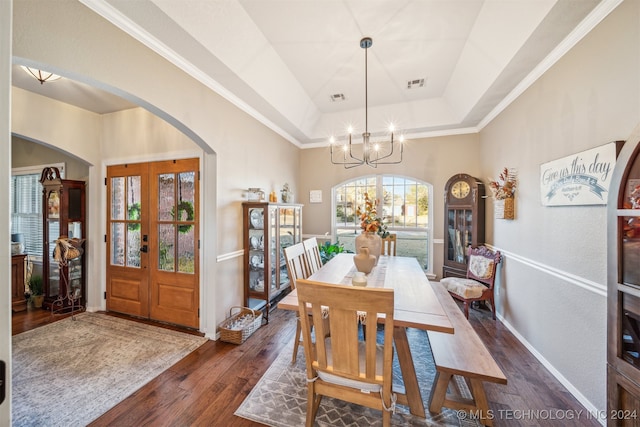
[407,79,425,89]
[329,93,346,102]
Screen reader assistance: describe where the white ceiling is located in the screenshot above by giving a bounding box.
[12,0,617,147]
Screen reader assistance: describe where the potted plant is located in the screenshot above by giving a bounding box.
[29,274,44,309]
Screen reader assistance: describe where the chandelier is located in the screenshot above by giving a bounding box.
[330,37,404,169]
[21,66,62,84]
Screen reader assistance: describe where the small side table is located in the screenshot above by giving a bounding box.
[12,254,27,312]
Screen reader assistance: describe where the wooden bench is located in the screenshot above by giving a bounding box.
[427,282,507,426]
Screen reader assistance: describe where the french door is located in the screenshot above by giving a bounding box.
[106,158,199,328]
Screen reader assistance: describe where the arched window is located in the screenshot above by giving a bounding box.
[332,175,434,274]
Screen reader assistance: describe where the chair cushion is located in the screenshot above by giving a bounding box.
[440,277,488,299]
[469,255,495,279]
[316,340,384,392]
[468,255,494,279]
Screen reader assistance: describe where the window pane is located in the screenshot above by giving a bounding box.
[127,225,141,268]
[111,177,125,220]
[159,173,175,221]
[159,224,175,272]
[126,176,141,223]
[178,226,195,274]
[111,223,125,266]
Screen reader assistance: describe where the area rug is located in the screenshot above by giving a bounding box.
[12,312,208,427]
[235,328,480,426]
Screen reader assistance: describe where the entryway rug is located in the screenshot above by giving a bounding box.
[235,328,480,426]
[12,312,207,427]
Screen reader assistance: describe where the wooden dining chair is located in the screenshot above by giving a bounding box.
[303,237,323,274]
[381,234,397,256]
[296,279,396,427]
[283,243,311,363]
[440,245,502,319]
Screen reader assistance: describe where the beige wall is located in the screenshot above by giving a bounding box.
[478,0,640,413]
[12,135,90,181]
[299,133,481,276]
[11,86,105,312]
[11,0,299,338]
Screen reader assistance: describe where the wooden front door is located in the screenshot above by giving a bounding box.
[106,158,199,328]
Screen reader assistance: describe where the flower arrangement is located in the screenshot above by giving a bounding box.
[358,193,389,237]
[488,167,517,200]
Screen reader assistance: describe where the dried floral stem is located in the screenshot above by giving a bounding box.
[489,167,517,200]
[358,193,389,237]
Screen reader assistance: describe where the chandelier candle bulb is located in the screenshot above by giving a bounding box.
[330,37,404,168]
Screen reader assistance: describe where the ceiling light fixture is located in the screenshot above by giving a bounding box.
[330,37,404,169]
[21,66,62,84]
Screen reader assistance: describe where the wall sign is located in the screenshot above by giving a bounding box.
[540,142,619,206]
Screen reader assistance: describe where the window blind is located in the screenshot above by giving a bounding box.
[11,173,43,259]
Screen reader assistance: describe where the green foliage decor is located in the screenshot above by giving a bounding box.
[319,241,350,264]
[128,202,141,231]
[29,274,44,296]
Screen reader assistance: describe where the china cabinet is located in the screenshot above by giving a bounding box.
[608,138,640,423]
[40,167,86,312]
[443,174,485,278]
[242,202,302,322]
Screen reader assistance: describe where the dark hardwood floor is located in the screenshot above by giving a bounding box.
[12,301,600,426]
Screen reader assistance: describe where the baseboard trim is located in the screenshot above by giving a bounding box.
[497,312,605,425]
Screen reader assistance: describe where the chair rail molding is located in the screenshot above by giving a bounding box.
[217,249,244,263]
[487,245,606,297]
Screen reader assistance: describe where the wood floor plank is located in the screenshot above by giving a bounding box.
[12,301,599,426]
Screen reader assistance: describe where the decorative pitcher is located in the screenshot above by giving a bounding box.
[353,246,376,274]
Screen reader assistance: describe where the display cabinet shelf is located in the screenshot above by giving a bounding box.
[243,202,302,323]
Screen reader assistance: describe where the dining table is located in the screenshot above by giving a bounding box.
[277,252,454,418]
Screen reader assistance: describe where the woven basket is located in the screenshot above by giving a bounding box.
[219,306,263,344]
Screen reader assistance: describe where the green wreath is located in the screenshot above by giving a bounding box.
[172,201,194,233]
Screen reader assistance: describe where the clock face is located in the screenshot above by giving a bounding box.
[451,180,471,199]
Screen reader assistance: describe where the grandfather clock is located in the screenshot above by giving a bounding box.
[443,173,485,278]
[40,167,86,312]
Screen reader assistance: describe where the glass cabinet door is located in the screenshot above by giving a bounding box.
[269,205,278,292]
[619,149,640,367]
[68,256,83,299]
[247,206,265,294]
[243,202,303,322]
[446,208,471,264]
[46,194,61,299]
